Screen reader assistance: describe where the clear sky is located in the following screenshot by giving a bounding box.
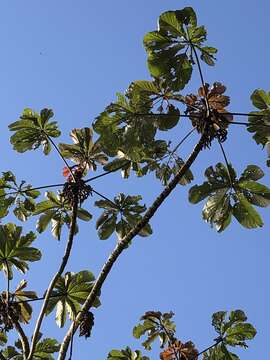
[0,1,270,359]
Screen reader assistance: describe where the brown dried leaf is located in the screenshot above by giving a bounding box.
[198,84,209,98]
[208,95,230,110]
[209,82,226,95]
[160,340,198,360]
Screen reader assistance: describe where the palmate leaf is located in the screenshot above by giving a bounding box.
[133,311,176,351]
[95,193,152,240]
[11,280,38,324]
[160,341,198,360]
[33,338,60,360]
[210,310,256,356]
[2,346,21,359]
[94,81,179,163]
[143,7,217,91]
[59,128,108,172]
[34,191,92,240]
[103,140,169,180]
[9,108,61,155]
[247,89,270,165]
[107,347,150,360]
[0,171,40,222]
[6,335,60,360]
[0,223,41,279]
[46,270,100,328]
[189,163,270,231]
[94,90,157,157]
[203,344,239,360]
[155,157,194,186]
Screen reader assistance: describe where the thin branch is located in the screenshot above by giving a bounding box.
[57,133,207,360]
[43,132,76,182]
[197,341,220,358]
[132,112,270,119]
[12,292,67,305]
[91,188,120,209]
[165,127,197,162]
[0,183,65,199]
[218,140,234,189]
[85,162,130,183]
[14,321,30,359]
[27,195,79,360]
[0,352,6,360]
[186,29,210,118]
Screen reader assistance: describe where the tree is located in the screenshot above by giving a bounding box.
[0,3,268,360]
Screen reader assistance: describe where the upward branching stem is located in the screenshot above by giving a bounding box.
[57,133,207,360]
[27,194,79,360]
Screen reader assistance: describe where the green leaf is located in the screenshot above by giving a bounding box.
[0,224,41,279]
[34,338,60,360]
[133,311,175,350]
[2,346,21,359]
[189,163,269,231]
[225,323,256,347]
[0,331,7,346]
[103,158,131,173]
[95,193,152,240]
[156,105,180,131]
[97,214,117,240]
[202,190,232,232]
[77,208,92,221]
[211,309,256,350]
[0,171,40,221]
[34,191,89,240]
[233,193,263,229]
[46,271,100,328]
[239,165,264,181]
[107,347,150,360]
[9,108,60,155]
[59,128,108,172]
[251,89,270,109]
[143,7,217,91]
[12,280,38,324]
[133,80,160,94]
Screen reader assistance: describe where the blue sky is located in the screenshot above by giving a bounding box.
[1,1,270,359]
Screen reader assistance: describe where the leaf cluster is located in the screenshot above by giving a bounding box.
[34,191,92,240]
[133,311,176,350]
[95,194,152,240]
[2,335,60,360]
[189,163,270,231]
[203,310,256,360]
[9,108,61,155]
[45,271,100,328]
[0,171,40,222]
[0,223,41,279]
[59,127,108,172]
[144,7,217,91]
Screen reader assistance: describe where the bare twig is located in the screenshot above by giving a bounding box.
[58,133,207,360]
[27,195,79,360]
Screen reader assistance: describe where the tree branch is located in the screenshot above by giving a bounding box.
[14,321,30,359]
[0,352,6,360]
[27,196,79,360]
[58,133,207,360]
